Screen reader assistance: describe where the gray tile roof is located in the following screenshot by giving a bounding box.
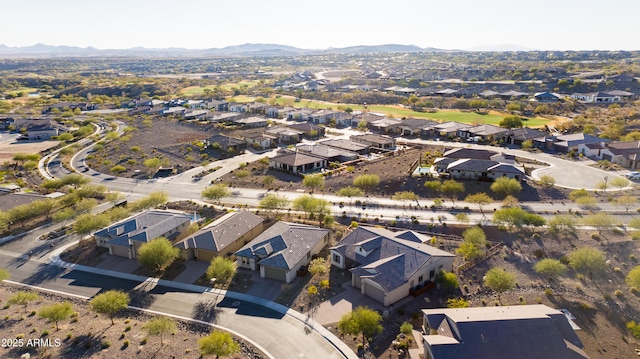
[423,305,589,359]
[235,221,329,270]
[444,148,496,160]
[174,211,263,252]
[95,210,191,247]
[270,151,326,167]
[447,159,499,172]
[331,227,453,292]
[296,144,357,160]
[319,139,370,152]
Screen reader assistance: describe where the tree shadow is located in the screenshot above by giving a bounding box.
[191,299,220,323]
[21,262,68,286]
[128,287,157,309]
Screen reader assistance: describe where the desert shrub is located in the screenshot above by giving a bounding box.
[101,341,111,349]
[628,321,640,339]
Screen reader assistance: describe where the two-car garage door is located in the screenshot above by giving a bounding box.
[263,266,287,282]
[363,281,385,304]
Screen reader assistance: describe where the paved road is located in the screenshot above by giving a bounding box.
[0,247,355,359]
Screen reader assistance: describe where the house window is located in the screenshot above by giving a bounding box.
[307,252,311,260]
[333,254,341,263]
[429,270,435,279]
[418,275,423,283]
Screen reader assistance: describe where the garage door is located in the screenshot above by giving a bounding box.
[364,282,385,303]
[197,250,215,263]
[602,154,613,161]
[111,245,129,258]
[263,266,286,281]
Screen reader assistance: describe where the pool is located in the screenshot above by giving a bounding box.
[412,166,432,176]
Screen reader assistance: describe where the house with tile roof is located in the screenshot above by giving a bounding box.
[422,305,589,359]
[535,133,608,153]
[94,210,191,259]
[578,140,640,170]
[446,159,524,181]
[388,118,439,136]
[235,221,329,282]
[174,211,264,262]
[570,91,621,103]
[350,133,396,150]
[206,134,247,153]
[330,226,455,306]
[457,124,509,142]
[296,144,358,163]
[319,138,370,155]
[269,151,328,174]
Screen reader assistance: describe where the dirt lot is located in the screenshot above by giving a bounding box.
[0,139,58,163]
[0,284,264,359]
[84,117,236,178]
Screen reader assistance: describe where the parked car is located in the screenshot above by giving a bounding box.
[625,172,640,180]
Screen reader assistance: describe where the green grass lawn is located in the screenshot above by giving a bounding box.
[227,95,551,127]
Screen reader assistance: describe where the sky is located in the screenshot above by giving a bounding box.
[1,0,639,51]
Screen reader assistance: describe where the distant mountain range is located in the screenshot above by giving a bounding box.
[0,43,450,58]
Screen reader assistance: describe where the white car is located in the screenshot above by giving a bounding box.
[625,172,640,180]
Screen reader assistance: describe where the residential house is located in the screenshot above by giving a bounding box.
[207,134,247,153]
[266,127,304,143]
[507,127,548,146]
[229,103,249,113]
[535,133,608,153]
[384,86,418,95]
[350,113,386,128]
[498,90,529,99]
[162,106,186,117]
[183,110,211,121]
[14,119,67,140]
[204,100,229,111]
[579,141,640,169]
[389,118,439,136]
[94,210,191,259]
[533,92,561,102]
[288,122,325,139]
[445,159,524,181]
[457,124,509,142]
[233,116,268,128]
[296,144,358,163]
[266,106,295,118]
[235,221,329,283]
[269,151,327,174]
[287,109,314,122]
[435,88,458,97]
[174,211,264,262]
[319,138,370,155]
[308,110,342,124]
[350,134,396,150]
[370,117,401,133]
[0,190,48,211]
[422,305,589,359]
[209,112,240,123]
[443,148,496,160]
[248,102,269,115]
[426,121,471,138]
[243,131,278,150]
[330,226,455,306]
[43,102,98,114]
[570,92,621,103]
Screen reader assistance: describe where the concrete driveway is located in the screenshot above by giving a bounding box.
[313,283,388,326]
